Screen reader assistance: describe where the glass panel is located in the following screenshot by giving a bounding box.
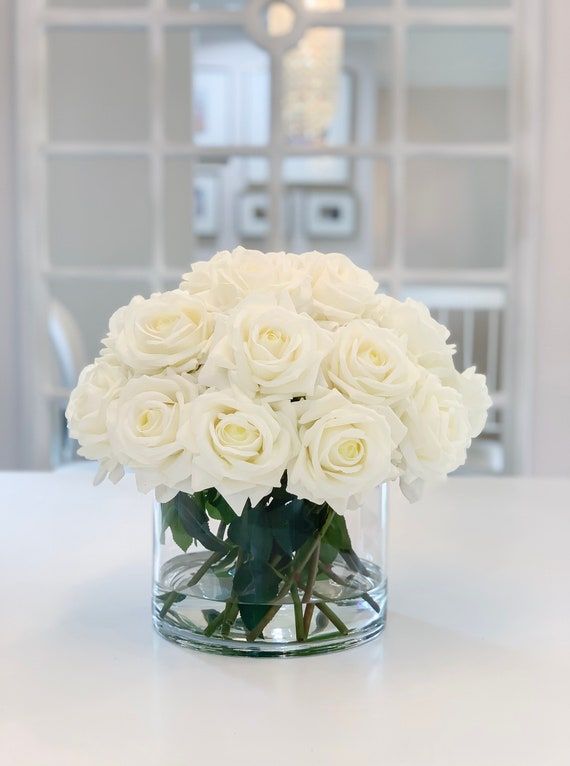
[314,0,391,6]
[48,29,149,141]
[50,0,146,6]
[405,158,509,269]
[282,157,390,270]
[48,157,152,268]
[164,156,272,269]
[407,28,510,142]
[165,28,269,144]
[50,277,150,363]
[168,0,245,7]
[276,27,392,148]
[409,1,509,7]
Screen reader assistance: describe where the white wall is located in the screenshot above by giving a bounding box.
[532,0,570,475]
[0,0,20,469]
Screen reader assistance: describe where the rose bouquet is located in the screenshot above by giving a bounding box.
[67,248,491,655]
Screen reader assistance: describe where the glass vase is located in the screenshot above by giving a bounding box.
[152,483,388,657]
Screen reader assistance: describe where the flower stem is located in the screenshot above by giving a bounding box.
[315,602,349,635]
[216,521,227,540]
[302,542,320,604]
[303,603,315,636]
[158,591,181,619]
[204,601,232,637]
[186,550,226,588]
[318,562,380,613]
[245,605,281,643]
[290,584,305,641]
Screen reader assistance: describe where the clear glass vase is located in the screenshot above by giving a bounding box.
[152,483,388,657]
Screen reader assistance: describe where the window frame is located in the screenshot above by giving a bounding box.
[15,0,543,472]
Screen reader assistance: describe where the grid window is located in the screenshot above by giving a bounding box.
[17,0,536,473]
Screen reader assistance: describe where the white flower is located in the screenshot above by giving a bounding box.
[180,247,312,314]
[65,354,129,483]
[287,389,406,515]
[199,293,333,401]
[181,388,297,513]
[369,295,455,377]
[448,366,492,438]
[303,251,379,324]
[106,290,213,375]
[325,320,419,408]
[107,370,198,498]
[399,372,472,497]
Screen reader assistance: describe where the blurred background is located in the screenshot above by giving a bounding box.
[0,0,568,478]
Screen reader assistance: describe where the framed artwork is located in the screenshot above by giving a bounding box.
[193,67,232,146]
[194,174,220,238]
[242,69,354,185]
[304,191,357,239]
[237,191,270,239]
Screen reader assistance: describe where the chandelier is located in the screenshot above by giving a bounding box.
[268,0,345,143]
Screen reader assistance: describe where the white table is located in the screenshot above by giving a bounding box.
[1,467,569,766]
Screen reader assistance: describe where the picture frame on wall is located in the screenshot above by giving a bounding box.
[237,191,270,239]
[242,69,354,185]
[304,190,357,240]
[194,174,220,238]
[193,67,232,146]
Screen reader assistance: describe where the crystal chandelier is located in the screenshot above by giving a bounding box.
[268,0,345,143]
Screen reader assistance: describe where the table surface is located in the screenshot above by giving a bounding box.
[1,467,569,766]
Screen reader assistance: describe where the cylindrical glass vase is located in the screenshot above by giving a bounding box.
[153,484,388,657]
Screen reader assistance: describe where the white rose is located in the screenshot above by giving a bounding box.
[287,388,406,515]
[106,290,213,374]
[325,320,419,408]
[107,370,198,498]
[447,366,492,438]
[303,251,379,324]
[399,372,471,497]
[66,354,130,483]
[369,294,455,378]
[179,247,312,314]
[182,388,297,513]
[199,293,333,401]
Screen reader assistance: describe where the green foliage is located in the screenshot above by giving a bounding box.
[323,513,352,553]
[161,493,230,553]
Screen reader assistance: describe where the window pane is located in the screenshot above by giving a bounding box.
[164,156,272,269]
[407,28,510,143]
[50,0,146,6]
[50,278,150,363]
[282,157,390,270]
[48,29,149,141]
[409,1,509,7]
[168,0,244,7]
[277,27,392,148]
[48,157,152,268]
[165,28,269,144]
[405,158,508,269]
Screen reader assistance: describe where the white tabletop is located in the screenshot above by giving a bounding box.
[1,467,569,766]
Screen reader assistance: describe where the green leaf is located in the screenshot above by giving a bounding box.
[176,493,230,553]
[161,500,193,551]
[323,512,351,552]
[233,558,281,632]
[170,514,193,552]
